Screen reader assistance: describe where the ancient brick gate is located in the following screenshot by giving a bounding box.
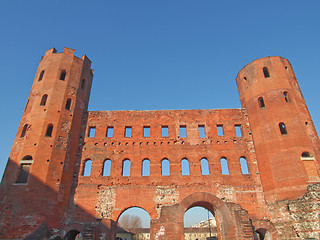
[0,48,319,240]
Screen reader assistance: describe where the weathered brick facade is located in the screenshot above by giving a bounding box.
[0,48,319,240]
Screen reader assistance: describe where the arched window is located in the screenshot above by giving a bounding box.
[65,98,72,110]
[181,158,190,175]
[162,159,170,176]
[16,155,33,184]
[81,79,85,89]
[40,94,48,106]
[45,124,53,137]
[258,97,265,108]
[38,70,44,81]
[142,159,150,176]
[279,122,287,135]
[59,70,66,80]
[220,158,229,175]
[20,124,28,138]
[283,91,290,102]
[240,157,249,174]
[200,158,209,175]
[122,159,131,176]
[83,159,92,176]
[301,152,313,158]
[103,159,111,176]
[263,67,270,78]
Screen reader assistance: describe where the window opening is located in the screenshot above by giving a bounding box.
[240,157,249,174]
[142,159,150,176]
[143,126,150,137]
[217,125,224,136]
[180,125,187,138]
[103,159,111,176]
[162,159,170,176]
[81,79,85,89]
[88,127,96,137]
[24,99,29,112]
[83,159,92,176]
[125,126,132,137]
[161,126,169,137]
[38,70,44,81]
[200,158,210,175]
[263,67,270,78]
[181,158,190,175]
[258,97,265,108]
[65,98,71,110]
[40,94,48,106]
[220,158,229,175]
[45,124,53,137]
[106,127,114,137]
[20,124,28,138]
[16,163,31,184]
[122,159,131,176]
[283,91,290,102]
[59,70,66,80]
[198,125,205,138]
[235,125,242,137]
[279,122,287,135]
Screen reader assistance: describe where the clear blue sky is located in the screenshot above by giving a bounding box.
[0,0,319,201]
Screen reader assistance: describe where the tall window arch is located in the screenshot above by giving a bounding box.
[220,157,229,175]
[279,122,287,135]
[283,91,290,102]
[263,67,270,78]
[162,159,170,176]
[103,159,111,176]
[20,124,28,138]
[240,157,249,174]
[81,79,85,89]
[38,70,44,81]
[122,159,131,176]
[83,159,92,176]
[142,159,150,176]
[16,155,33,184]
[258,97,265,108]
[65,98,72,110]
[40,94,48,106]
[45,124,53,137]
[59,70,66,80]
[200,158,210,175]
[181,158,190,175]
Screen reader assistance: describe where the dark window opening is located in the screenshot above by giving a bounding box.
[20,124,28,138]
[180,125,187,138]
[38,70,44,81]
[65,98,71,110]
[235,125,242,137]
[40,94,48,106]
[302,152,313,158]
[88,127,96,137]
[16,163,31,184]
[258,97,265,108]
[81,79,85,89]
[106,127,114,137]
[198,125,205,138]
[263,67,270,78]
[161,126,168,137]
[283,91,290,102]
[279,122,287,135]
[45,124,53,137]
[143,126,150,137]
[125,127,132,137]
[60,70,66,80]
[217,125,224,136]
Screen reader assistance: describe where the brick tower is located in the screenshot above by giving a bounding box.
[0,48,93,238]
[236,56,320,203]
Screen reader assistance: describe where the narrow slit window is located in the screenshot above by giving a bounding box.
[217,125,224,136]
[220,158,229,175]
[279,122,287,135]
[106,127,114,137]
[45,124,53,137]
[88,127,96,138]
[201,158,209,175]
[125,126,132,137]
[142,159,150,176]
[40,94,48,106]
[81,79,85,89]
[283,91,290,102]
[38,70,44,81]
[143,126,150,137]
[263,67,270,78]
[161,159,170,176]
[103,159,111,176]
[60,70,66,81]
[161,126,169,137]
[180,125,187,138]
[240,157,249,174]
[24,100,29,112]
[83,159,92,176]
[16,163,31,183]
[181,158,190,176]
[122,159,131,176]
[235,125,242,137]
[258,97,265,108]
[198,125,205,138]
[65,98,72,110]
[20,124,28,138]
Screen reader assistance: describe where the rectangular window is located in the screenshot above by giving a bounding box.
[235,125,242,137]
[180,125,187,138]
[162,126,169,137]
[143,126,150,137]
[16,164,31,184]
[106,127,114,137]
[125,126,132,137]
[88,127,96,138]
[198,125,205,138]
[217,125,224,136]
